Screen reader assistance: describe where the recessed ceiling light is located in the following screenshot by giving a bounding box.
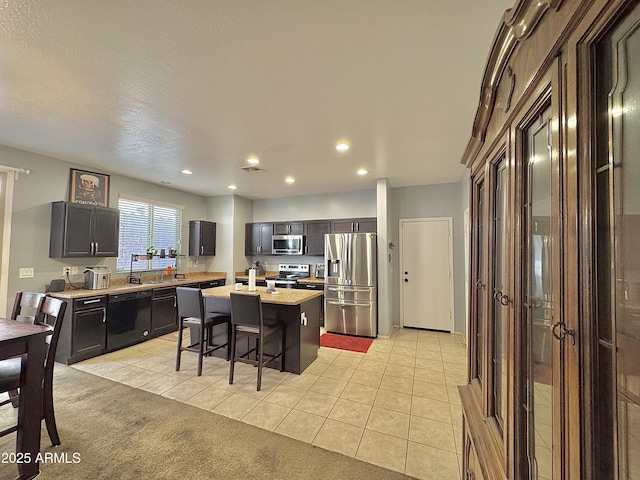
[247,157,260,165]
[357,169,368,175]
[285,177,295,184]
[160,181,171,185]
[181,169,193,175]
[336,143,350,151]
[228,184,238,190]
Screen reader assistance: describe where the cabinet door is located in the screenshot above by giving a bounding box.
[592,7,640,477]
[199,279,225,289]
[274,222,304,235]
[331,219,356,233]
[150,295,177,335]
[63,203,95,257]
[354,218,377,232]
[245,224,260,255]
[258,223,273,254]
[72,307,106,356]
[304,220,331,255]
[189,220,216,256]
[93,206,120,256]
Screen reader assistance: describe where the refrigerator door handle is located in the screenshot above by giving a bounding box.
[327,286,372,293]
[327,300,372,307]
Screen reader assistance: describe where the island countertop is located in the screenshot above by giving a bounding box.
[202,285,322,306]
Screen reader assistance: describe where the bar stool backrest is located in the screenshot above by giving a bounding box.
[230,293,264,328]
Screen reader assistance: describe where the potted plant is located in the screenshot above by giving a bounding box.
[146,245,158,259]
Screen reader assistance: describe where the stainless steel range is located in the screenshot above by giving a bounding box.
[270,263,310,288]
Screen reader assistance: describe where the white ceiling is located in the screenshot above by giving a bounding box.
[0,0,513,199]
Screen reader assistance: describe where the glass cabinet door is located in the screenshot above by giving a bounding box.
[471,177,486,385]
[491,156,509,433]
[594,4,640,478]
[522,103,557,480]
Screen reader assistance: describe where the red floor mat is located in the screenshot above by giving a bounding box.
[320,333,373,353]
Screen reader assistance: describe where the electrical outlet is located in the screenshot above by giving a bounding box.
[70,266,79,275]
[63,266,72,276]
[19,267,34,278]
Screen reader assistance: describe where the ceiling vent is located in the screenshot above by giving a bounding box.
[240,166,266,174]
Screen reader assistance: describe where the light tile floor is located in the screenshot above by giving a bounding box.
[70,327,468,479]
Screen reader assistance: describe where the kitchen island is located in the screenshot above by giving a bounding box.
[202,285,323,374]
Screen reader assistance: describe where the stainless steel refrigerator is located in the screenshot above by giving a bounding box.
[324,233,377,337]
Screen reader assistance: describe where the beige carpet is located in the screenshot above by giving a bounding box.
[0,365,415,480]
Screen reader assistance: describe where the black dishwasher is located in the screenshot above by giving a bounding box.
[107,290,151,351]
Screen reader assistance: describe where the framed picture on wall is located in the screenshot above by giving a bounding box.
[69,168,110,207]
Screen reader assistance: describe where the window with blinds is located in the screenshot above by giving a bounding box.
[117,197,183,272]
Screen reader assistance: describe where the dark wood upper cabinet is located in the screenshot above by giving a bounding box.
[330,217,377,233]
[273,222,304,235]
[188,220,216,256]
[49,201,119,258]
[304,220,331,255]
[245,223,273,255]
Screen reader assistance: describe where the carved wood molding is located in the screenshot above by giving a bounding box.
[461,0,563,167]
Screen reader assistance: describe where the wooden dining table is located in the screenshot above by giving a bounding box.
[0,318,52,480]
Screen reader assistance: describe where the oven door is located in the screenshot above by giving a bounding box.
[273,279,297,289]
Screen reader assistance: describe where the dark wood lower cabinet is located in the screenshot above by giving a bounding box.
[55,296,107,365]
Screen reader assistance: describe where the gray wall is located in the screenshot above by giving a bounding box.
[4,145,209,316]
[252,189,376,222]
[389,182,467,336]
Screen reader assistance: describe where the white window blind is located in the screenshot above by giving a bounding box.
[117,197,183,272]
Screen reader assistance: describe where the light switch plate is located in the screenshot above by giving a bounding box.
[19,267,34,278]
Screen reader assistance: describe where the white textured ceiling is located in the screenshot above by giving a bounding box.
[0,0,513,199]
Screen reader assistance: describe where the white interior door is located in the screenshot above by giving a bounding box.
[400,218,453,331]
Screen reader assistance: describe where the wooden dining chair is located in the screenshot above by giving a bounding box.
[11,291,46,323]
[0,296,67,446]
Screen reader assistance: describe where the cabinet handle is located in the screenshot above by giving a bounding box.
[94,242,98,254]
[552,321,576,345]
[493,289,511,306]
[200,245,204,255]
[83,298,102,304]
[355,222,359,231]
[102,309,106,323]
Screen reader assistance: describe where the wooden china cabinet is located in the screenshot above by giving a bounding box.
[460,1,640,479]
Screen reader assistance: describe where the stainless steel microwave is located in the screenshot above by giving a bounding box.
[272,234,305,255]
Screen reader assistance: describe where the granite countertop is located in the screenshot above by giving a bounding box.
[202,284,323,306]
[49,272,227,299]
[296,275,325,285]
[234,271,279,281]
